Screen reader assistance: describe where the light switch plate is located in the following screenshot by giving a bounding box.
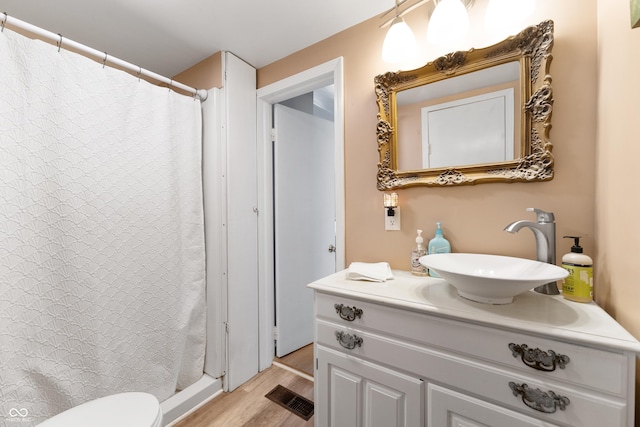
[384,207,401,231]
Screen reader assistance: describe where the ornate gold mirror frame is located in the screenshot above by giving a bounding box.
[376,20,554,189]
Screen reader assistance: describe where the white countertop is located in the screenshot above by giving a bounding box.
[309,269,640,354]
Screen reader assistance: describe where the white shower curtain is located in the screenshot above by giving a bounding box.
[0,28,206,425]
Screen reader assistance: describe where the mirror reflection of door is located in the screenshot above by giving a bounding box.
[421,88,515,168]
[395,61,520,171]
[273,86,336,357]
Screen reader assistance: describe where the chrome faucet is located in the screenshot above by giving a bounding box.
[504,208,559,295]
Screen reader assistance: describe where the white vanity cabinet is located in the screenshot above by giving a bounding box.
[310,270,640,427]
[316,346,424,426]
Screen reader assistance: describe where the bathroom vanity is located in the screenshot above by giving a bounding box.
[310,270,640,426]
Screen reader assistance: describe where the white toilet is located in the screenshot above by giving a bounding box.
[38,392,163,427]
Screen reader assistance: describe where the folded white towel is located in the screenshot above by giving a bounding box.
[346,262,394,282]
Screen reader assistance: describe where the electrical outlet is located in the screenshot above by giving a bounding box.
[384,207,401,231]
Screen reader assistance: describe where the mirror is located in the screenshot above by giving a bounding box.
[375,20,554,188]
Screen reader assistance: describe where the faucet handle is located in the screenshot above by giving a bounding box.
[526,208,555,223]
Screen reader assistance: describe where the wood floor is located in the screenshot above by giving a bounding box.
[274,344,314,377]
[173,346,314,427]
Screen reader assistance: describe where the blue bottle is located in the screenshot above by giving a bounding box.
[428,222,451,277]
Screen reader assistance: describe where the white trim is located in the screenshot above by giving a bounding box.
[272,361,315,383]
[202,88,227,383]
[161,374,223,426]
[256,57,345,371]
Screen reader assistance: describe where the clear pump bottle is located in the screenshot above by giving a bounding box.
[411,230,428,276]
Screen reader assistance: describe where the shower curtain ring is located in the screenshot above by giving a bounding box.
[57,33,63,52]
[137,66,142,82]
[102,52,108,68]
[1,13,7,32]
[169,79,173,92]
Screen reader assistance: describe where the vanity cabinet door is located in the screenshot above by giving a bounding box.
[428,383,561,427]
[316,345,423,427]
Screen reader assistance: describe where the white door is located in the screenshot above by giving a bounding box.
[274,103,336,357]
[224,52,259,390]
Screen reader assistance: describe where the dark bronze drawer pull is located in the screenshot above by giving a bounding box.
[509,343,570,372]
[509,382,570,413]
[334,303,363,321]
[335,331,363,350]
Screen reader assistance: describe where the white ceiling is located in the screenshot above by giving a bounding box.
[0,0,392,77]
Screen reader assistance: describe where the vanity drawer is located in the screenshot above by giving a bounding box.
[316,292,380,326]
[421,317,629,397]
[316,320,628,427]
[316,292,628,396]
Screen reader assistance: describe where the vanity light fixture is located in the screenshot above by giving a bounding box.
[426,0,471,45]
[380,0,535,58]
[383,192,401,231]
[383,192,399,214]
[382,0,418,63]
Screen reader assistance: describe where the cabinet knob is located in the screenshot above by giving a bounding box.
[334,303,363,321]
[335,331,363,350]
[508,382,570,413]
[508,343,570,372]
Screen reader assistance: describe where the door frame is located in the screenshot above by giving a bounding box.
[256,57,345,370]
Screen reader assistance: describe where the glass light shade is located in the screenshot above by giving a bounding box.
[485,0,536,35]
[382,17,418,64]
[427,0,470,45]
[383,192,398,208]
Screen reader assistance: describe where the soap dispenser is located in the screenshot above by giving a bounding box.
[411,230,428,276]
[561,236,593,303]
[428,222,451,277]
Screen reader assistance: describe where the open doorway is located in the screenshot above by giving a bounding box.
[273,88,336,361]
[256,58,345,372]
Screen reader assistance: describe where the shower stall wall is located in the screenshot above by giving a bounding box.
[160,87,226,426]
[0,23,220,426]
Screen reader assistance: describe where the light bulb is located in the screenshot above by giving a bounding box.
[427,0,470,45]
[382,17,418,64]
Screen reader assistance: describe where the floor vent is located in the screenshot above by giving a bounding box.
[265,384,314,421]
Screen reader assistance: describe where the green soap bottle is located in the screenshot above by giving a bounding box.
[561,236,593,303]
[428,222,451,277]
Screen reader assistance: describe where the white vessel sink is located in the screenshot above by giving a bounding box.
[419,253,569,304]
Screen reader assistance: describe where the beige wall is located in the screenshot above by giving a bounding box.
[173,51,222,89]
[174,0,640,415]
[596,0,640,419]
[258,0,597,271]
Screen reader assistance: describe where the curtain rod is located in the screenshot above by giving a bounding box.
[1,12,208,102]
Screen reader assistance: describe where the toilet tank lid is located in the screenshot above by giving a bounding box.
[38,392,162,427]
